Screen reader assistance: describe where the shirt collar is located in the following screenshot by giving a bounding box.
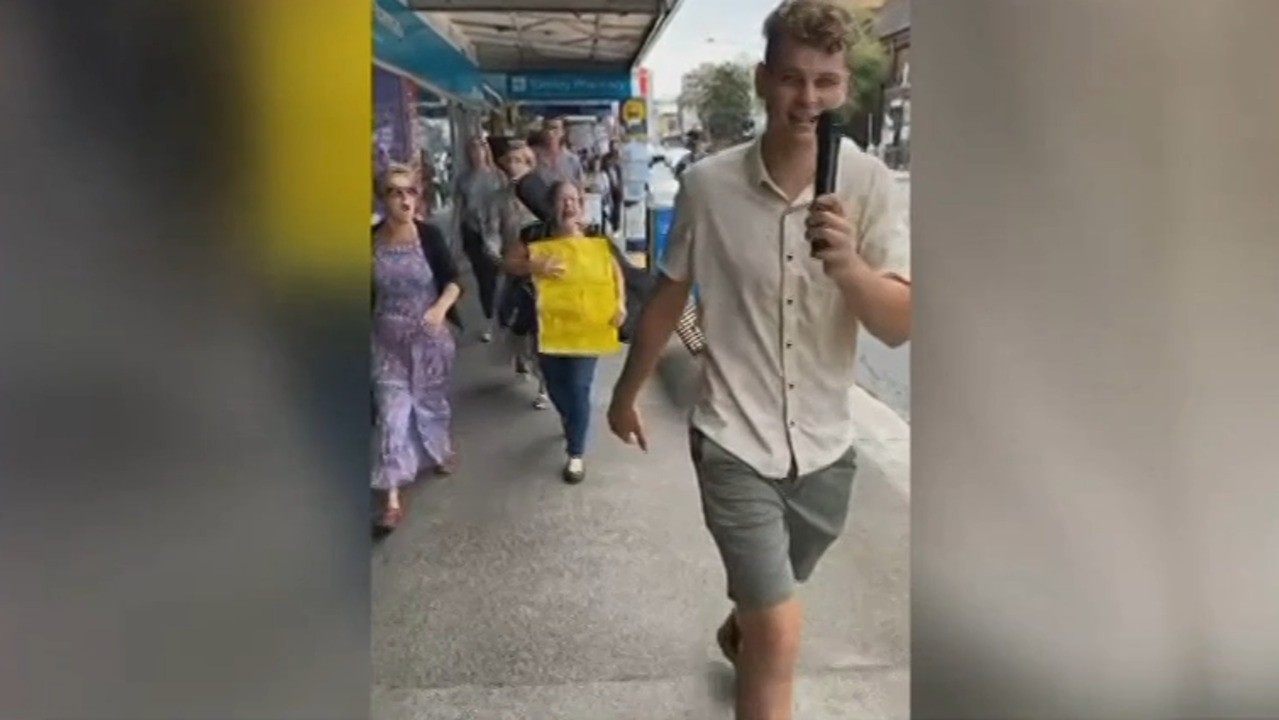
[744,137,769,188]
[746,136,814,207]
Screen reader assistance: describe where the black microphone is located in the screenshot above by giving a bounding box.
[811,110,840,255]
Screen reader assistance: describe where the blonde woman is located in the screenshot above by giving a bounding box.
[453,136,506,341]
[372,164,462,533]
[495,140,551,409]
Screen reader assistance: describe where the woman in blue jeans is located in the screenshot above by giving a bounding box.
[501,180,625,484]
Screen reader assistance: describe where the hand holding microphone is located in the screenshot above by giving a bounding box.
[806,111,864,280]
[808,111,840,256]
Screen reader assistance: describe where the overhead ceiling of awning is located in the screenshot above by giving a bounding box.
[405,0,677,73]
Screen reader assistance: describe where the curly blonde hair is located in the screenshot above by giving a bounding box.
[375,162,417,197]
[761,0,853,66]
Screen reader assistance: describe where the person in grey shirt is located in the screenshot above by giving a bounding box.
[533,116,584,189]
[453,135,507,340]
[494,139,552,410]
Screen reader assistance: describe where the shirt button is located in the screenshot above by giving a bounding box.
[789,420,796,428]
[785,341,793,349]
[788,382,796,390]
[786,254,794,261]
[786,298,794,306]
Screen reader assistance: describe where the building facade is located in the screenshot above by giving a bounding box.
[875,0,910,169]
[374,0,497,219]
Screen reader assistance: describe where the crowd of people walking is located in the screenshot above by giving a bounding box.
[371,10,913,713]
[371,116,629,534]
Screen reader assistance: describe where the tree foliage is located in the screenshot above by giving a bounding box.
[842,5,890,113]
[837,4,891,146]
[679,61,755,144]
[676,62,714,114]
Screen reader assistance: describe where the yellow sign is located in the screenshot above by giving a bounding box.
[622,98,646,124]
[529,236,623,356]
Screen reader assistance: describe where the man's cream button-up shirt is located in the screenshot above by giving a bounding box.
[661,137,910,478]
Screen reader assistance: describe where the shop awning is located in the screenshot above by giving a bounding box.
[405,0,682,73]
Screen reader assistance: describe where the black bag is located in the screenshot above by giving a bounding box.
[499,276,537,337]
[607,243,654,343]
[496,221,545,337]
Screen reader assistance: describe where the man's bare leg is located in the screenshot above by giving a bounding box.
[734,597,803,720]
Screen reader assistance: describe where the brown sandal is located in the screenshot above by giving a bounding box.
[374,505,404,533]
[435,451,458,476]
[716,613,741,664]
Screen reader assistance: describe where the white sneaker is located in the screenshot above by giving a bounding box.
[480,330,493,343]
[563,456,585,484]
[533,392,550,410]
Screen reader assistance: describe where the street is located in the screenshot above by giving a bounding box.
[371,289,910,719]
[855,172,911,421]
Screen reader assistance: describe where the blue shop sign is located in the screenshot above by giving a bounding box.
[502,71,633,102]
[518,102,616,118]
[374,0,487,103]
[481,73,509,96]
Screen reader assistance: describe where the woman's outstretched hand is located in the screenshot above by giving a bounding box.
[530,255,565,279]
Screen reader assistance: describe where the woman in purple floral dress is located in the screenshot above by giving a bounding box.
[372,164,462,533]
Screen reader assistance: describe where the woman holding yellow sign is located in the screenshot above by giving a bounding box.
[501,181,626,484]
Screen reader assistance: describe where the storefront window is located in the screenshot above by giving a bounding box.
[373,66,421,219]
[413,87,454,215]
[373,67,411,179]
[372,65,494,221]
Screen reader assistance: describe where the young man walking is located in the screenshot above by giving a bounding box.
[606,1,911,718]
[533,115,585,190]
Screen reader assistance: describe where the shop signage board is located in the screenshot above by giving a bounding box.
[495,71,634,102]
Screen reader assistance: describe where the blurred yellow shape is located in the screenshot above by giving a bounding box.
[241,0,370,289]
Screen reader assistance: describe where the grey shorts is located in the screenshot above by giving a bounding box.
[690,428,857,611]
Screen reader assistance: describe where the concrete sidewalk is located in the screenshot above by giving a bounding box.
[372,304,910,719]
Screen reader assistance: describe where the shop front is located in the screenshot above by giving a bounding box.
[372,65,416,179]
[373,0,495,220]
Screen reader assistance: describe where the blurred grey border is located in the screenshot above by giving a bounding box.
[0,2,369,719]
[4,0,1279,719]
[913,1,1279,718]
